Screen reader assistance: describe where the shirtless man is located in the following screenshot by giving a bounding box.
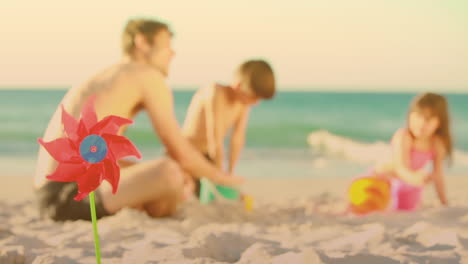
[35,18,243,221]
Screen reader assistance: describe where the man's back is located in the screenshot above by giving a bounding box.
[34,62,152,189]
[34,18,243,222]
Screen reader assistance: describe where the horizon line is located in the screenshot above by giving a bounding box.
[0,85,466,94]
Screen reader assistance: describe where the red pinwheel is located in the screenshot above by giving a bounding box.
[38,96,142,201]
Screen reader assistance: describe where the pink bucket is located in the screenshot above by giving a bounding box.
[391,179,423,211]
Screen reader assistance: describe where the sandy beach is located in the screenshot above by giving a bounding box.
[1,0,467,262]
[2,174,468,264]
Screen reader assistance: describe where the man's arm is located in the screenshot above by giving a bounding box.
[139,70,243,185]
[228,108,249,173]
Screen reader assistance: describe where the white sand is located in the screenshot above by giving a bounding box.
[2,175,468,263]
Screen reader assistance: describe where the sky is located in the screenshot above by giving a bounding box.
[0,0,467,92]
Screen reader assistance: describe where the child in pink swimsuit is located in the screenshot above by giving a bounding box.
[389,147,435,210]
[350,93,453,213]
[383,92,453,210]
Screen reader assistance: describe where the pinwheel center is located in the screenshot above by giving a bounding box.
[79,135,108,163]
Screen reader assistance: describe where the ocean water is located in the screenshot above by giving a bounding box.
[1,89,467,177]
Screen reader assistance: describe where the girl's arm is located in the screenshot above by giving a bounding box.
[430,137,448,205]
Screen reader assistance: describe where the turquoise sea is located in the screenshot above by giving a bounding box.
[1,89,467,177]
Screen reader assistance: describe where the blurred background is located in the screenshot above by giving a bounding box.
[1,0,467,178]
